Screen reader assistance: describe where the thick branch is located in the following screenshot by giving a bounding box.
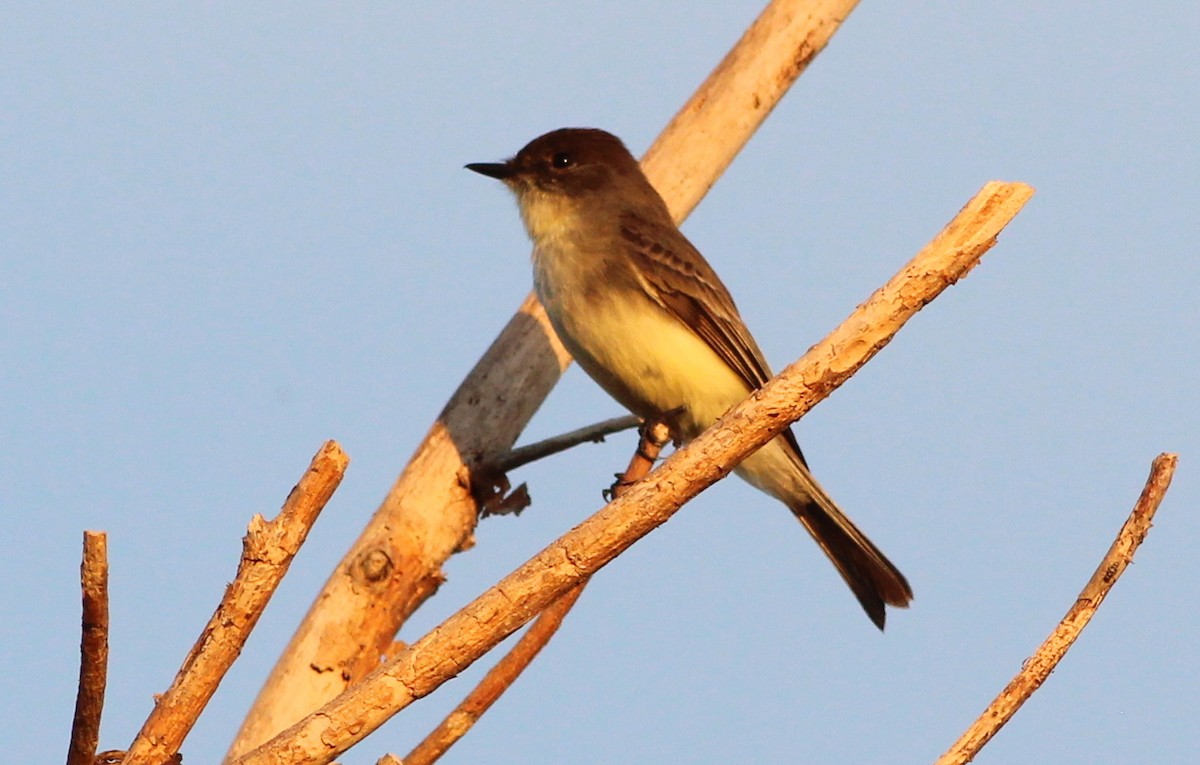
[121,442,348,765]
[934,453,1177,765]
[231,180,1034,765]
[226,1,863,757]
[66,532,109,765]
[642,0,862,222]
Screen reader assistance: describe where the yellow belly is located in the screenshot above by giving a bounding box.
[543,287,750,438]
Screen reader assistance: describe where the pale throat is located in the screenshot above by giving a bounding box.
[515,186,585,250]
[517,188,600,308]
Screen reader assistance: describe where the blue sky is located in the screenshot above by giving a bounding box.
[3,3,1197,763]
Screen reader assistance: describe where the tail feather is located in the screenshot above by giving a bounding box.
[730,430,911,629]
[789,497,913,630]
[769,430,912,629]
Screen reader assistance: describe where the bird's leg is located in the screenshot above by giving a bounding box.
[605,412,676,500]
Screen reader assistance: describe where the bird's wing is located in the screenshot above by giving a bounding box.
[619,212,772,389]
[619,212,810,466]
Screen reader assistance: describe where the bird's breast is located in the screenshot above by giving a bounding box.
[532,242,750,438]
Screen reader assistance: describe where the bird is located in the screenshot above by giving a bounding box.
[467,127,911,629]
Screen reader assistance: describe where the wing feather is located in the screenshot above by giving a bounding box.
[619,212,810,466]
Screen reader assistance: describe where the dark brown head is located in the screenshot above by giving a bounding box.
[466,127,648,194]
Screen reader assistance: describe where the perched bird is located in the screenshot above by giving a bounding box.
[467,128,911,629]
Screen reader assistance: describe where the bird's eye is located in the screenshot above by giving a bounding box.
[551,152,573,169]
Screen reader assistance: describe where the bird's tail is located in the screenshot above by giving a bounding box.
[788,491,912,630]
[735,433,912,629]
[775,440,912,629]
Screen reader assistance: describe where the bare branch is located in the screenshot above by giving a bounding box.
[399,420,672,765]
[66,532,109,765]
[227,3,865,756]
[121,442,348,765]
[642,0,863,222]
[496,414,641,473]
[934,452,1177,765]
[231,180,1034,765]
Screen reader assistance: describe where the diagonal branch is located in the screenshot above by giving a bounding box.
[231,179,1034,765]
[120,442,348,765]
[226,2,865,757]
[934,452,1177,765]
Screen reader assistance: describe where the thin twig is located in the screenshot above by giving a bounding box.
[66,532,109,765]
[496,414,642,472]
[398,421,672,765]
[120,442,349,765]
[934,452,1177,765]
[231,180,1034,765]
